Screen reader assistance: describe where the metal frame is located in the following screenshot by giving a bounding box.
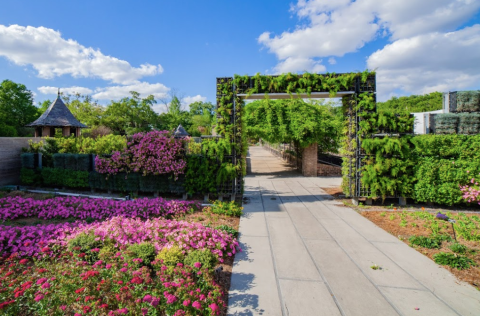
[216,73,377,199]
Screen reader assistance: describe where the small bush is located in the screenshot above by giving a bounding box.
[184,249,218,272]
[449,243,467,254]
[216,224,238,237]
[20,168,40,185]
[433,252,475,270]
[206,200,243,217]
[67,232,103,262]
[98,244,118,260]
[409,235,442,249]
[126,242,156,266]
[155,246,185,268]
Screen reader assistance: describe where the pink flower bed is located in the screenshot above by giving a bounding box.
[66,217,240,262]
[0,217,240,260]
[0,196,199,221]
[460,177,480,204]
[95,130,187,178]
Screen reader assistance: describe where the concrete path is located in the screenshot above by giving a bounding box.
[228,146,480,316]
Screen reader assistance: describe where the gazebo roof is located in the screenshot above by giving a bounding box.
[173,124,189,137]
[27,95,87,128]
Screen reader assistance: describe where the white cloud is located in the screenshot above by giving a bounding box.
[259,0,480,74]
[0,25,163,84]
[273,57,326,74]
[328,57,336,65]
[367,25,480,100]
[182,95,207,106]
[38,86,93,95]
[91,82,170,100]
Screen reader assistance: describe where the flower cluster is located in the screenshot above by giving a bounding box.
[95,130,187,178]
[0,250,224,315]
[0,195,199,221]
[65,217,240,262]
[460,176,480,204]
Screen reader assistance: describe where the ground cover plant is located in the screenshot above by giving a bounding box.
[0,192,242,315]
[361,209,480,288]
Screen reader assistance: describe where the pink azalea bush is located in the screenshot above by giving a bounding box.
[0,196,199,221]
[95,131,187,178]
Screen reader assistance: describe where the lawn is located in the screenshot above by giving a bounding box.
[0,191,241,315]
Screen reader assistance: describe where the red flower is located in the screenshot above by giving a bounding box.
[19,259,28,265]
[130,277,143,284]
[75,287,85,294]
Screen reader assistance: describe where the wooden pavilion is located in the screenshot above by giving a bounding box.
[26,91,87,137]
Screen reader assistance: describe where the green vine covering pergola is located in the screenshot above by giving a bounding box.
[215,71,377,199]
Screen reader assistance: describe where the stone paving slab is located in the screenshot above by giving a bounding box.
[279,279,342,316]
[229,147,480,316]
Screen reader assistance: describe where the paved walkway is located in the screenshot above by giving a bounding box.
[228,146,480,316]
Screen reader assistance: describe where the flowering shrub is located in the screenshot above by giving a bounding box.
[0,250,224,315]
[65,217,240,263]
[95,131,187,178]
[460,176,480,204]
[0,196,199,221]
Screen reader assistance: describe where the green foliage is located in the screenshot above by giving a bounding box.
[377,92,443,113]
[456,91,480,112]
[206,201,243,217]
[21,153,36,169]
[41,168,89,188]
[184,249,218,272]
[244,98,340,149]
[67,232,103,263]
[126,242,157,266]
[0,123,17,137]
[184,155,217,195]
[408,235,443,249]
[0,79,38,136]
[433,252,475,270]
[20,168,41,185]
[155,246,185,268]
[414,158,480,205]
[101,91,159,135]
[215,225,238,237]
[449,243,467,254]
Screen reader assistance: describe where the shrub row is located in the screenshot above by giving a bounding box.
[20,168,184,193]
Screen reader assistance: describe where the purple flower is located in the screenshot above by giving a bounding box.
[436,212,449,221]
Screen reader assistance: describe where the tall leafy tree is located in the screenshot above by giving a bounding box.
[61,93,105,128]
[188,101,215,136]
[0,79,38,136]
[102,91,159,135]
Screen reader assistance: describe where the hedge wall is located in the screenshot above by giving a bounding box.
[359,134,480,205]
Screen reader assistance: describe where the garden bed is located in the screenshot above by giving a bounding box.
[362,210,480,289]
[0,192,241,315]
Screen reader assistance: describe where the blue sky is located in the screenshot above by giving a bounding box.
[1,0,480,111]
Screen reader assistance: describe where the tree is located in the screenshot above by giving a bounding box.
[102,91,159,135]
[0,80,39,136]
[188,101,215,136]
[61,93,105,128]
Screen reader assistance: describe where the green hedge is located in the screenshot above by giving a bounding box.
[41,168,89,188]
[21,153,36,169]
[52,153,91,171]
[360,134,480,205]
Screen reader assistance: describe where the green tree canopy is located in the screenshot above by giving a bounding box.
[0,79,38,136]
[245,98,341,151]
[101,91,159,135]
[377,92,443,113]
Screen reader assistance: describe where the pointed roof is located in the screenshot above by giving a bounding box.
[173,124,189,137]
[27,95,87,128]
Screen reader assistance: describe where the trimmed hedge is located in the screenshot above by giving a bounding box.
[21,153,36,169]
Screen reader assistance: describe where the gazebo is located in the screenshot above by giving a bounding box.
[27,91,87,137]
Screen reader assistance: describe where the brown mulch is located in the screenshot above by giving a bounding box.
[362,211,480,289]
[320,187,344,199]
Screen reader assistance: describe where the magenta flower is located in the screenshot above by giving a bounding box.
[192,301,202,309]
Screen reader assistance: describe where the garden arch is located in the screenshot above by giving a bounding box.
[215,72,377,200]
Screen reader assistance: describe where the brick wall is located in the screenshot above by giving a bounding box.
[317,163,342,176]
[302,143,318,177]
[0,137,41,186]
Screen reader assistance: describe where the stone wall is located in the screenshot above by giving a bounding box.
[301,143,318,177]
[317,163,342,176]
[0,137,41,186]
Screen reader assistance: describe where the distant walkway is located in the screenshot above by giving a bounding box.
[228,146,480,316]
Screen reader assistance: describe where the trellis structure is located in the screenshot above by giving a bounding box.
[215,72,376,200]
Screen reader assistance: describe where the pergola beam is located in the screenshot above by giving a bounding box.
[236,91,355,100]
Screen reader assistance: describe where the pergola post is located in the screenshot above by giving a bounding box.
[302,142,318,177]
